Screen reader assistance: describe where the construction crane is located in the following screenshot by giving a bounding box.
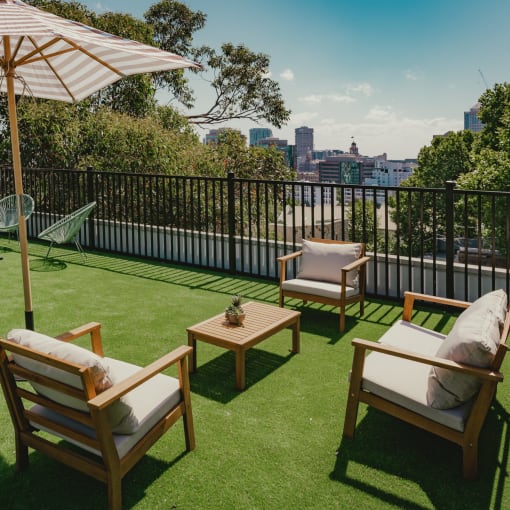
[478,69,489,89]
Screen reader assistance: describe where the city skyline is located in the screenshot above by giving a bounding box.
[83,0,510,159]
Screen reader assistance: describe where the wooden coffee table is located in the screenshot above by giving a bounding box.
[187,301,300,390]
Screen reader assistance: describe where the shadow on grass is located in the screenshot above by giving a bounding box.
[331,401,509,509]
[30,258,67,272]
[0,445,191,510]
[190,347,298,403]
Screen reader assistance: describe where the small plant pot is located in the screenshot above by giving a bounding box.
[226,313,245,325]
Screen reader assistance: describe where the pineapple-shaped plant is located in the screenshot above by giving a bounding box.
[225,294,245,325]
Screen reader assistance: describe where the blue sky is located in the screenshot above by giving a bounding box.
[82,0,510,159]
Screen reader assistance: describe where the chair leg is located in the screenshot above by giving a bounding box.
[343,389,359,439]
[343,347,365,439]
[462,442,478,480]
[74,239,87,262]
[279,289,284,307]
[108,475,122,510]
[44,241,54,260]
[15,433,29,471]
[339,308,345,332]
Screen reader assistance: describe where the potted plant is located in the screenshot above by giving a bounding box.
[225,295,245,325]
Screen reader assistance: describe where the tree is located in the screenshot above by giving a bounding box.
[405,130,475,187]
[477,82,510,152]
[185,43,291,128]
[388,131,475,256]
[212,130,293,180]
[25,0,291,128]
[144,0,206,108]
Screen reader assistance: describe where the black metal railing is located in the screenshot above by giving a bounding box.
[1,166,509,301]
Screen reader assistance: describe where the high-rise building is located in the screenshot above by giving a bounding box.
[204,128,245,145]
[464,103,484,132]
[249,127,272,146]
[318,154,360,184]
[295,126,314,170]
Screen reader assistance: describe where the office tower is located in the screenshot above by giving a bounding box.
[464,103,484,132]
[295,126,314,170]
[249,127,272,146]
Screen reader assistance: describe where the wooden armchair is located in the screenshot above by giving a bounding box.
[0,322,195,510]
[343,290,510,479]
[277,238,370,332]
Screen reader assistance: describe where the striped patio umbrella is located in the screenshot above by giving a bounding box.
[0,0,199,329]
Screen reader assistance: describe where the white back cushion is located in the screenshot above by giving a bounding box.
[297,240,361,287]
[8,329,112,398]
[427,289,508,409]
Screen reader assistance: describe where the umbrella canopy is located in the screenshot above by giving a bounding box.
[0,0,199,329]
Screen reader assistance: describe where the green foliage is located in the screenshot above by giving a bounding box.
[144,0,206,107]
[0,99,204,173]
[25,0,290,128]
[407,130,475,187]
[188,43,291,128]
[477,82,510,152]
[213,130,294,181]
[8,0,292,177]
[397,84,510,256]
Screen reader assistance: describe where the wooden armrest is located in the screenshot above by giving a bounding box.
[88,345,192,411]
[403,291,471,322]
[351,338,503,382]
[276,250,302,263]
[55,322,103,356]
[277,250,303,284]
[342,255,370,272]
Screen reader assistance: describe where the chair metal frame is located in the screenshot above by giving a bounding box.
[38,201,96,260]
[0,193,35,238]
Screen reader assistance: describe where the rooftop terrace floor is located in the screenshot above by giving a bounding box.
[0,239,508,509]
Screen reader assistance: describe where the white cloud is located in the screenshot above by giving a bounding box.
[365,106,397,122]
[299,94,355,104]
[299,94,323,104]
[347,82,374,96]
[278,108,461,158]
[280,69,295,81]
[288,111,320,126]
[404,68,423,81]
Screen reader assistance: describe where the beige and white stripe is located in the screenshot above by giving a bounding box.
[0,0,199,102]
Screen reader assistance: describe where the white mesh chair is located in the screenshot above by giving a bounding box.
[0,194,35,238]
[38,201,96,260]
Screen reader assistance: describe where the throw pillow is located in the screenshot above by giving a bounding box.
[427,289,507,409]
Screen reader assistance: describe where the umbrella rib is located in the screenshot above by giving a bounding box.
[14,37,64,66]
[15,36,77,101]
[16,36,124,77]
[63,37,125,76]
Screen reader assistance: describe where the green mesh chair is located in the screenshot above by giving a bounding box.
[0,194,35,239]
[38,201,96,260]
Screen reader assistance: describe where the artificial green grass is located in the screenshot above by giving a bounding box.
[0,240,508,509]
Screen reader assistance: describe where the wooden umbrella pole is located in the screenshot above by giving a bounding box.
[4,36,34,330]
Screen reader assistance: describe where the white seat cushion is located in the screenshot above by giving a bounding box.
[29,357,182,458]
[282,278,359,300]
[361,321,473,431]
